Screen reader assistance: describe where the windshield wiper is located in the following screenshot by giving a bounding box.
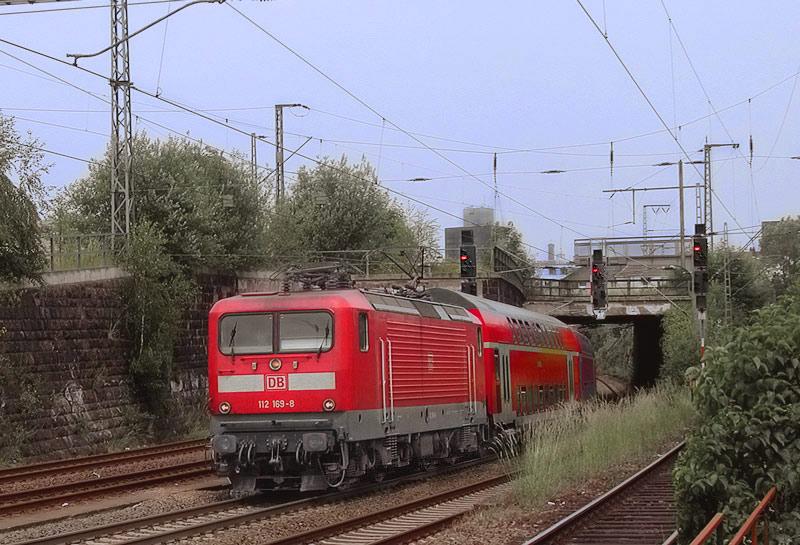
[228,320,238,357]
[316,324,330,359]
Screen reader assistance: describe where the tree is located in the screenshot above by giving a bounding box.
[761,217,800,296]
[673,283,800,543]
[53,134,268,272]
[659,305,700,382]
[122,220,194,418]
[266,156,435,261]
[494,221,531,264]
[708,246,774,325]
[0,114,49,284]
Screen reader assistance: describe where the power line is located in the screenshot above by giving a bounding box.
[0,39,553,256]
[0,0,178,16]
[226,2,594,240]
[759,62,800,172]
[14,140,102,166]
[574,0,749,238]
[658,0,761,222]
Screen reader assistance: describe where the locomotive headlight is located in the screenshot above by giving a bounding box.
[219,401,231,414]
[322,398,336,412]
[269,358,282,371]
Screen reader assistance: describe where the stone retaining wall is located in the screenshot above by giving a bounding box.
[0,274,247,461]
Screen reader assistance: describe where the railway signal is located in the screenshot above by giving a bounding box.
[692,224,708,313]
[459,245,477,295]
[590,249,607,319]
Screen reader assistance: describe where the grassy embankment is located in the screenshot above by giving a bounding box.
[512,387,694,505]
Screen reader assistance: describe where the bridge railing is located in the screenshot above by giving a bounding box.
[42,233,116,272]
[529,277,690,302]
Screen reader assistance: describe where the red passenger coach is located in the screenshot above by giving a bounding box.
[208,287,595,492]
[427,289,595,426]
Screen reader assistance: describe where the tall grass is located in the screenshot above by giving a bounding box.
[513,387,694,505]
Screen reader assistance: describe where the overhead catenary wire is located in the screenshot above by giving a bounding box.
[0,0,179,16]
[575,0,750,239]
[758,62,800,172]
[658,0,761,223]
[0,39,554,256]
[225,3,599,241]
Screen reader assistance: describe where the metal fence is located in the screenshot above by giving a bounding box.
[43,234,116,272]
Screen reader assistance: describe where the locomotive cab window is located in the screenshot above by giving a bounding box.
[278,312,333,353]
[358,312,369,352]
[219,313,273,355]
[477,327,483,356]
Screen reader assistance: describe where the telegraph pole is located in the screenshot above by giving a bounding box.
[274,103,309,206]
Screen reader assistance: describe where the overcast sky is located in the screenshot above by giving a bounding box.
[1,0,798,259]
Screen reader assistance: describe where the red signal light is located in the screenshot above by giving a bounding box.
[693,245,701,252]
[591,266,599,273]
[460,254,469,261]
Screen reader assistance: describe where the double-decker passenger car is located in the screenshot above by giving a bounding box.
[208,287,594,491]
[426,289,596,425]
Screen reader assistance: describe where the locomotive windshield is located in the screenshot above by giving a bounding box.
[218,311,332,355]
[219,313,273,355]
[278,312,332,353]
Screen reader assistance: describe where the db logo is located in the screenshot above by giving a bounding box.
[266,375,287,390]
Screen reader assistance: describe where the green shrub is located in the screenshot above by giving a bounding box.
[122,221,195,418]
[660,305,700,383]
[673,284,800,543]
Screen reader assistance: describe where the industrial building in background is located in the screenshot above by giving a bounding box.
[444,207,529,306]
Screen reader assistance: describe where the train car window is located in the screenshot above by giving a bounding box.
[219,313,273,355]
[444,306,473,322]
[433,305,450,320]
[358,312,369,352]
[365,293,420,316]
[412,300,440,319]
[277,312,333,353]
[477,327,483,356]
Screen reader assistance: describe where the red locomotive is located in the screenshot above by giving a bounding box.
[208,287,594,491]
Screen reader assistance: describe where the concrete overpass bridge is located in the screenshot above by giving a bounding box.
[526,235,692,386]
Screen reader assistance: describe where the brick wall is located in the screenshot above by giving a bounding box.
[0,273,248,460]
[0,281,133,459]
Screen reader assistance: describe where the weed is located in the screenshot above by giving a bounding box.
[513,387,694,506]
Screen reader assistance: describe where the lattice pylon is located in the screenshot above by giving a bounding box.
[110,0,133,249]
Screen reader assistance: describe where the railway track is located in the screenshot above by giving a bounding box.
[10,457,495,545]
[0,441,216,515]
[269,473,512,545]
[522,442,684,545]
[0,439,208,485]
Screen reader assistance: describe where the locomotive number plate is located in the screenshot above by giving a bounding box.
[258,399,296,409]
[266,375,287,390]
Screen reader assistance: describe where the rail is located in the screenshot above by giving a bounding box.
[522,441,683,545]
